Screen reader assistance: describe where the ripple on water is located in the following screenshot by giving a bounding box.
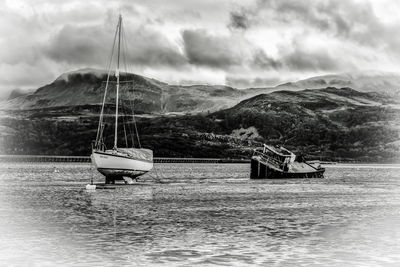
[0,163,400,266]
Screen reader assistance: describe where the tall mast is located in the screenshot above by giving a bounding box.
[114,15,122,149]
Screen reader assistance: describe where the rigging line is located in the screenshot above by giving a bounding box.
[125,103,136,148]
[125,74,141,148]
[123,101,135,148]
[113,15,122,149]
[96,20,118,149]
[152,163,163,183]
[122,22,138,148]
[121,21,128,82]
[144,163,163,183]
[127,87,142,148]
[119,25,128,148]
[124,72,142,148]
[121,22,135,148]
[117,23,133,148]
[132,106,142,148]
[121,99,129,147]
[121,97,131,148]
[96,19,119,148]
[121,20,130,81]
[121,83,135,148]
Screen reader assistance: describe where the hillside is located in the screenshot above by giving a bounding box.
[0,68,248,114]
[2,69,400,114]
[274,71,400,96]
[212,87,400,161]
[1,87,399,162]
[7,88,34,100]
[246,71,400,98]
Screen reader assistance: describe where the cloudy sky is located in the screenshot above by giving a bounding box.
[1,0,400,97]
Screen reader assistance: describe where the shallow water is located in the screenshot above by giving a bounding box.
[0,163,399,266]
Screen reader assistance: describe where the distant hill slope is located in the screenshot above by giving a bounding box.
[246,71,400,98]
[6,89,33,100]
[274,71,400,95]
[233,87,392,113]
[3,68,400,114]
[2,69,164,113]
[0,68,247,113]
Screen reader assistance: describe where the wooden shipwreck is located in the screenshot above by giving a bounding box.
[251,144,325,179]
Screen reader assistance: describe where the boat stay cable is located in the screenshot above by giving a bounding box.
[113,15,122,150]
[95,20,119,150]
[121,22,142,148]
[120,24,136,149]
[96,15,143,151]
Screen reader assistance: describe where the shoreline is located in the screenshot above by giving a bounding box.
[0,155,249,164]
[0,155,398,165]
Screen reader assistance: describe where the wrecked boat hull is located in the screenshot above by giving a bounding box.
[250,158,325,179]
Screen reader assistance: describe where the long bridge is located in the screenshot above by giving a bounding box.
[0,155,250,164]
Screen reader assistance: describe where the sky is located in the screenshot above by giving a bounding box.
[1,0,400,97]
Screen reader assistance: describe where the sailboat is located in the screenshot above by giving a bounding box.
[91,15,153,184]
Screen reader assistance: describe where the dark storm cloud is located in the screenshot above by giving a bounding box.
[242,0,355,36]
[283,49,340,71]
[221,0,399,73]
[182,29,283,70]
[182,29,243,68]
[252,44,340,72]
[228,10,250,30]
[46,25,109,65]
[2,0,400,94]
[46,23,187,67]
[181,27,341,72]
[271,0,372,42]
[252,49,282,69]
[126,27,187,67]
[240,0,400,51]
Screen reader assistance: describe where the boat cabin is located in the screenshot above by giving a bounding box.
[254,145,296,168]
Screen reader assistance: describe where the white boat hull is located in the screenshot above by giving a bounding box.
[91,150,153,179]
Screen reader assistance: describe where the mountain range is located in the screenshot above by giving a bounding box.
[272,71,400,95]
[0,69,399,162]
[2,69,400,113]
[0,68,248,114]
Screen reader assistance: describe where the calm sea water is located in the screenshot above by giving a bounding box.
[0,163,400,267]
